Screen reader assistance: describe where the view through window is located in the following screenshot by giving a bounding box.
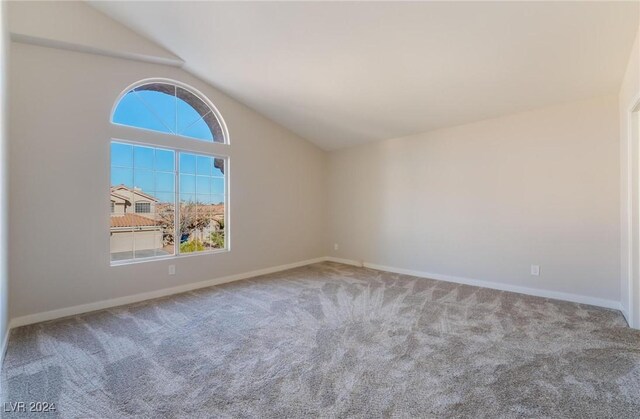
[110,142,226,262]
[110,80,227,264]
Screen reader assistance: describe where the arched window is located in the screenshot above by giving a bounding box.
[112,81,226,143]
[110,79,228,264]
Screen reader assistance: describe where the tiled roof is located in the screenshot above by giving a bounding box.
[164,204,225,215]
[200,204,225,215]
[111,214,158,228]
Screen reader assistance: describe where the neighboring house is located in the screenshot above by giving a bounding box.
[110,185,225,256]
[187,204,225,244]
[110,185,163,255]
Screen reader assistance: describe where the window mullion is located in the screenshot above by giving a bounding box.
[175,150,180,256]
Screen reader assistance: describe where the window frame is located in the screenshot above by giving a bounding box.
[110,139,230,266]
[109,78,230,267]
[110,78,230,145]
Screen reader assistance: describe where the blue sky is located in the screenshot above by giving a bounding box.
[113,90,214,141]
[110,90,224,205]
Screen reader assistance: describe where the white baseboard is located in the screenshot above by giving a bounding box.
[5,256,625,331]
[324,256,363,267]
[9,257,326,328]
[326,257,622,311]
[362,260,622,310]
[620,307,630,326]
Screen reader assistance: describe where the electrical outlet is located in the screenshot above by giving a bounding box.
[334,243,339,251]
[168,265,176,275]
[530,265,540,276]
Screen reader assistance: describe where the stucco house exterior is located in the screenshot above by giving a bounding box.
[110,185,225,259]
[110,185,164,257]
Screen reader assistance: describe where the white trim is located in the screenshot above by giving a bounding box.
[110,131,232,159]
[328,258,623,311]
[620,306,630,327]
[6,257,626,330]
[622,93,640,329]
[0,327,9,368]
[109,249,230,267]
[324,256,363,267]
[9,257,325,328]
[10,33,184,67]
[110,77,230,146]
[109,140,230,266]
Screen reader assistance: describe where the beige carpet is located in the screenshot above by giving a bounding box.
[2,262,640,418]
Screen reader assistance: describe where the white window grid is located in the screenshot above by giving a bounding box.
[110,140,229,265]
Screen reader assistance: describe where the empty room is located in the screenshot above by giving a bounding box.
[0,0,639,417]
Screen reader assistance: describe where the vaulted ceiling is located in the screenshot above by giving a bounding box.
[90,1,639,150]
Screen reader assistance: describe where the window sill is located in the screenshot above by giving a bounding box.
[110,248,230,267]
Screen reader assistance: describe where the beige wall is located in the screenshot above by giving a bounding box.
[328,96,620,305]
[9,41,327,319]
[8,1,181,66]
[619,25,640,328]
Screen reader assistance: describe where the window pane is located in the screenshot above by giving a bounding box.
[177,87,215,142]
[110,229,134,262]
[111,142,176,263]
[210,217,225,249]
[133,84,177,133]
[176,100,203,134]
[132,192,161,261]
[155,192,174,204]
[179,153,196,174]
[112,83,225,144]
[111,142,133,168]
[179,200,199,253]
[211,198,225,249]
[177,90,208,137]
[178,153,226,254]
[133,145,154,170]
[111,145,226,262]
[196,155,212,175]
[113,91,173,134]
[134,169,154,194]
[134,227,165,260]
[211,177,224,195]
[196,194,211,205]
[181,116,213,142]
[155,172,174,193]
[211,194,225,206]
[180,174,196,194]
[196,176,211,195]
[111,167,133,189]
[155,149,174,172]
[157,202,175,257]
[180,193,196,204]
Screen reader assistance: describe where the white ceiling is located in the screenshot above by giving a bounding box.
[90,1,638,150]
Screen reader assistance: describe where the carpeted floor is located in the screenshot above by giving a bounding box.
[2,262,640,418]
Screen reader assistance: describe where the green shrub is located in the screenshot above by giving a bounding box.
[210,232,224,248]
[180,240,205,253]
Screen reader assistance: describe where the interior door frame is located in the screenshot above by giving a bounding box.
[624,94,640,328]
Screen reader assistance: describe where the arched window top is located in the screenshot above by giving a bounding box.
[112,80,227,144]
